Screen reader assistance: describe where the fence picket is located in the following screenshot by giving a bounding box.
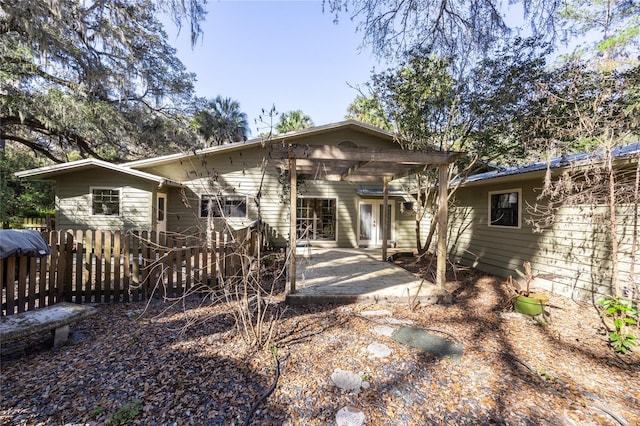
[2,225,266,315]
[104,231,112,303]
[65,231,74,301]
[38,252,47,308]
[123,232,130,303]
[84,230,94,303]
[47,231,58,305]
[131,231,140,302]
[28,255,37,311]
[75,230,83,302]
[4,257,16,314]
[114,231,121,303]
[17,255,27,313]
[94,231,103,303]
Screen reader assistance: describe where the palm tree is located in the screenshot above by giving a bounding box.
[191,96,250,146]
[276,110,314,134]
[346,95,394,131]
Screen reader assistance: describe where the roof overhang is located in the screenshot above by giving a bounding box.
[271,143,462,182]
[123,120,396,169]
[15,158,184,187]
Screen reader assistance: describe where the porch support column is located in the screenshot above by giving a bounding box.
[382,177,389,261]
[287,150,297,294]
[436,164,448,291]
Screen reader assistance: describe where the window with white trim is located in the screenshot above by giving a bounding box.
[200,194,247,218]
[488,189,521,228]
[91,188,121,216]
[296,198,337,240]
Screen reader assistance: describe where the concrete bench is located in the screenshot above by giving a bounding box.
[1,302,97,348]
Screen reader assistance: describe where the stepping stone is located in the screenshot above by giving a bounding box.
[372,325,396,337]
[336,406,365,426]
[367,342,392,358]
[331,368,362,392]
[391,326,463,362]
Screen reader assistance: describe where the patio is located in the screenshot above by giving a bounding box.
[284,248,445,305]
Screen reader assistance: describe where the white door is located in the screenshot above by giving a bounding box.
[156,193,167,236]
[358,200,394,247]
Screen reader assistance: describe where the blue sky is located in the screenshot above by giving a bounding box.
[167,1,382,136]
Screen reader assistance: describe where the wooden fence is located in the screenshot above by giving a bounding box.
[1,226,266,316]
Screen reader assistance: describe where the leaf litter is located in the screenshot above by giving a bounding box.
[1,255,639,425]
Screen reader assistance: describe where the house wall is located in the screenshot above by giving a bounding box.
[448,175,638,301]
[136,128,422,248]
[54,170,154,231]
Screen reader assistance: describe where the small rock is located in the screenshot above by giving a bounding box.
[126,309,144,319]
[336,406,365,426]
[367,342,392,358]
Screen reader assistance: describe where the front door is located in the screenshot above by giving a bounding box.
[156,193,167,236]
[358,200,394,247]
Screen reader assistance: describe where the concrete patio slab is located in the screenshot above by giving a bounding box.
[285,248,445,305]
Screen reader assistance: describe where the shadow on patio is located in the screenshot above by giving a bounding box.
[285,248,444,305]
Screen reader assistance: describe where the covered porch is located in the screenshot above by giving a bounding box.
[273,142,461,300]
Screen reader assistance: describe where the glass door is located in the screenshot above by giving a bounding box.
[358,200,394,247]
[156,193,167,236]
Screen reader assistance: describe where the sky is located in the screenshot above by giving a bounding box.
[166,0,383,136]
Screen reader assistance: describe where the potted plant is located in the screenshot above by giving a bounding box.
[510,261,549,316]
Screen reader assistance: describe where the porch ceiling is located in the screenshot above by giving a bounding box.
[270,144,462,182]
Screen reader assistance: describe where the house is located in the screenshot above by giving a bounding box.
[15,121,457,253]
[448,143,640,301]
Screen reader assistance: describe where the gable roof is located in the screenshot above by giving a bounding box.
[463,142,640,186]
[124,120,396,169]
[14,158,183,187]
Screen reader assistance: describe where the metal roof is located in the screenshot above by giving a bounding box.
[465,142,640,184]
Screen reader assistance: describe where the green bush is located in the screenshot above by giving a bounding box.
[598,297,638,354]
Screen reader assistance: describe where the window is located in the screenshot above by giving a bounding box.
[339,140,358,148]
[200,194,247,218]
[296,198,337,240]
[157,196,165,221]
[488,189,521,228]
[92,188,120,216]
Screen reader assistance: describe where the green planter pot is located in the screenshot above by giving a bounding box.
[514,294,548,316]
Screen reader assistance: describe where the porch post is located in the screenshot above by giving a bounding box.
[287,149,297,294]
[436,164,448,291]
[382,177,389,261]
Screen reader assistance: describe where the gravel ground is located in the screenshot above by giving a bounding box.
[1,257,639,426]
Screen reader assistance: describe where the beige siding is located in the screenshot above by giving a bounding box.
[55,170,154,231]
[449,178,638,300]
[135,132,420,248]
